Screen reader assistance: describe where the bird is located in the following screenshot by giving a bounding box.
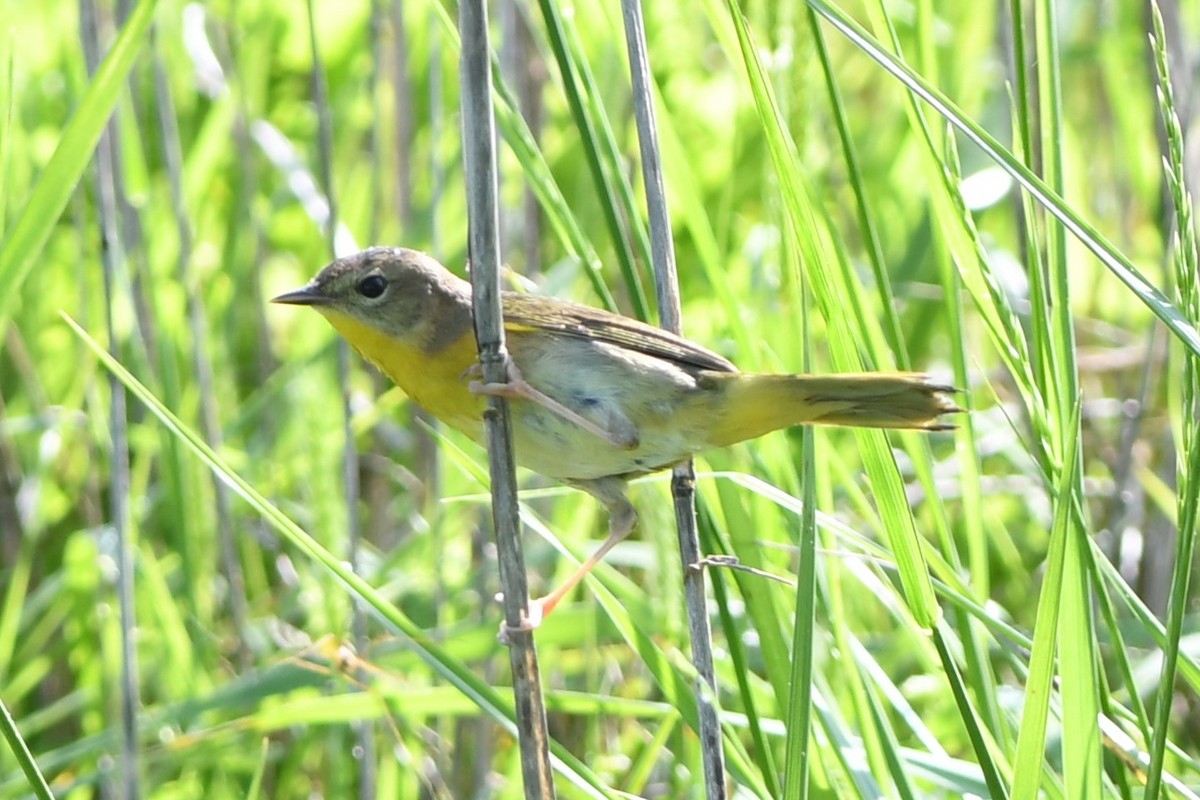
[273,246,960,632]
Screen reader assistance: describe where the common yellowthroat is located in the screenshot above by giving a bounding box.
[273,247,960,628]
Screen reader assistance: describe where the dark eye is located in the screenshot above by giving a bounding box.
[357,274,387,299]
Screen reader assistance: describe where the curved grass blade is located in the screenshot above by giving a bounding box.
[1145,4,1200,795]
[724,0,939,628]
[62,313,614,799]
[805,0,1200,360]
[0,0,158,325]
[0,695,53,800]
[1011,401,1084,800]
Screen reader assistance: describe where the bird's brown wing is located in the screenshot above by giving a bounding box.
[501,291,737,374]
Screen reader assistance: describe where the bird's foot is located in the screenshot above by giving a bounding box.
[495,592,550,645]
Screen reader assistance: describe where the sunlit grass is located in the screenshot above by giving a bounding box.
[2,0,1199,797]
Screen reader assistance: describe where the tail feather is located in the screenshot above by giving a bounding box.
[703,372,961,448]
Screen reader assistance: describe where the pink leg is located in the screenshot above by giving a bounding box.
[499,478,636,643]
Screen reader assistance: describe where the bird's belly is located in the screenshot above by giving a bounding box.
[508,403,700,481]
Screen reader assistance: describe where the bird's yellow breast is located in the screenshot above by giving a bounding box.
[316,306,724,481]
[317,307,486,438]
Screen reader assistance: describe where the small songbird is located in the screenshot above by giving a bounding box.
[273,247,960,629]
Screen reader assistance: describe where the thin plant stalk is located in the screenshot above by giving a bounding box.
[79,1,140,796]
[305,3,374,794]
[620,0,727,795]
[150,27,249,669]
[0,695,53,800]
[1144,4,1200,796]
[458,0,556,796]
[535,0,650,320]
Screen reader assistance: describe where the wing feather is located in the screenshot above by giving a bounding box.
[501,292,737,374]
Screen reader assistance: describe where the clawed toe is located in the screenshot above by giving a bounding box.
[471,379,524,398]
[494,593,546,645]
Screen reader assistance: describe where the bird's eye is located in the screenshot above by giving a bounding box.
[357,274,388,299]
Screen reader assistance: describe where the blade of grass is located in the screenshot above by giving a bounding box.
[424,0,618,311]
[459,0,557,793]
[861,675,919,800]
[61,312,615,800]
[809,682,886,797]
[929,146,1000,739]
[1031,0,1070,422]
[805,0,1200,362]
[700,505,780,797]
[1011,401,1084,800]
[724,0,940,629]
[0,35,12,236]
[620,0,728,793]
[0,695,53,800]
[552,1,652,317]
[805,7,908,369]
[1058,486,1102,799]
[246,737,269,800]
[1028,2,1100,794]
[781,210,817,797]
[825,523,897,796]
[929,624,1012,800]
[0,0,158,326]
[1145,4,1200,796]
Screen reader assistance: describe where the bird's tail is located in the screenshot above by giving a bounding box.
[704,371,961,448]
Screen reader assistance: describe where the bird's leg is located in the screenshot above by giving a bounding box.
[466,357,638,448]
[499,478,637,643]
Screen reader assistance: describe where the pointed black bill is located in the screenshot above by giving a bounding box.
[270,285,329,306]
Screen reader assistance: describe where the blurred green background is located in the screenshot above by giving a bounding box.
[2,0,1200,797]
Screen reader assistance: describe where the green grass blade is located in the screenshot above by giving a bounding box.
[550,3,652,317]
[805,0,1200,361]
[724,0,938,627]
[61,313,614,799]
[424,0,619,311]
[1058,488,1102,799]
[0,695,53,800]
[0,35,13,236]
[705,534,781,796]
[930,625,1010,800]
[1029,2,1099,794]
[782,352,817,797]
[1145,4,1200,795]
[244,737,269,800]
[0,0,158,325]
[805,7,908,369]
[1011,401,1084,800]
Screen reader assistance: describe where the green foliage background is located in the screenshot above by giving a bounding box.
[2,0,1199,797]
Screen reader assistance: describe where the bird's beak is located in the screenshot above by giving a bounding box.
[271,284,330,306]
